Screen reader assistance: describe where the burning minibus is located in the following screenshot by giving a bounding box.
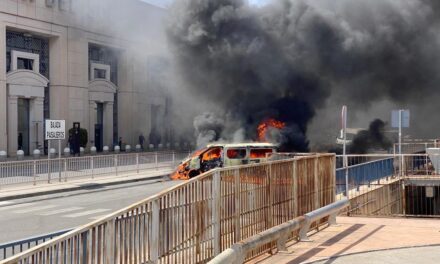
[170,142,278,180]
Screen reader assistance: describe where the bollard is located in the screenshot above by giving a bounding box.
[149,144,154,151]
[49,148,56,159]
[114,145,120,154]
[17,150,25,161]
[80,147,85,155]
[166,143,171,149]
[103,146,109,154]
[64,147,70,157]
[90,146,97,155]
[32,149,41,159]
[0,151,6,162]
[125,145,131,152]
[136,144,142,152]
[158,144,163,150]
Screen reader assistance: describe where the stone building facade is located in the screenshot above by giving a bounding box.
[0,0,172,156]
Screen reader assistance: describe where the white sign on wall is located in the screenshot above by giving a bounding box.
[45,120,65,140]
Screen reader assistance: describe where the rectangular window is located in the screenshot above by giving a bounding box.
[17,58,34,71]
[227,148,247,159]
[94,68,107,79]
[250,148,273,159]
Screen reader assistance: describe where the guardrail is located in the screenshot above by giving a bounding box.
[0,229,71,260]
[0,151,191,188]
[208,199,349,264]
[336,154,440,198]
[1,154,336,264]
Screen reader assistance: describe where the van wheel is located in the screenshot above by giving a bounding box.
[188,170,200,178]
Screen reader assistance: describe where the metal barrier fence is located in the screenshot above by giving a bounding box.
[0,151,190,188]
[336,154,440,198]
[393,141,439,154]
[337,154,440,217]
[1,154,336,264]
[0,230,72,261]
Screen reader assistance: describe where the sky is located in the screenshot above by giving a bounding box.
[141,0,270,8]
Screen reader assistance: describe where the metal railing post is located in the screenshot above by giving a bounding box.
[172,152,175,167]
[292,159,298,217]
[64,158,68,182]
[267,163,273,228]
[314,156,320,210]
[33,161,37,186]
[212,171,221,255]
[105,219,116,264]
[234,169,241,242]
[58,158,62,182]
[155,152,158,170]
[48,159,51,184]
[136,153,139,174]
[91,156,94,179]
[151,199,160,263]
[114,155,118,176]
[343,155,349,198]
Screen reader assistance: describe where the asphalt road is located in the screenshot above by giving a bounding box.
[0,178,182,243]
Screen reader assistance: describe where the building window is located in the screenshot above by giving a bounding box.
[17,58,34,71]
[90,62,111,81]
[11,50,40,73]
[6,32,49,78]
[94,68,106,79]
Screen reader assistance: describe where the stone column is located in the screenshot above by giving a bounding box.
[89,101,97,146]
[0,22,7,152]
[29,97,45,152]
[7,96,18,156]
[104,102,114,147]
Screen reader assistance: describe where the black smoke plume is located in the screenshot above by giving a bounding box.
[167,0,440,151]
[350,119,392,154]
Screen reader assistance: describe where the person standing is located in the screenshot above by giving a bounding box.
[139,133,145,151]
[72,123,81,156]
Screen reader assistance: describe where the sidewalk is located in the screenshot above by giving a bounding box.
[250,216,440,264]
[0,168,173,201]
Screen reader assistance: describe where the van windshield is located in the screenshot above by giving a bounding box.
[202,147,222,161]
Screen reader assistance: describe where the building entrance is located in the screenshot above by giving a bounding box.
[17,98,30,155]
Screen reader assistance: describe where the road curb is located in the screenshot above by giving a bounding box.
[0,175,167,202]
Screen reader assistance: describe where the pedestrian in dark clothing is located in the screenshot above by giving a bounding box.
[72,123,81,156]
[118,137,122,148]
[18,133,23,150]
[139,133,145,151]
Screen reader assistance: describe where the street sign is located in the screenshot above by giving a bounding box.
[391,110,410,128]
[45,120,66,140]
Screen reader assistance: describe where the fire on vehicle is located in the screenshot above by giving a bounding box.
[170,142,278,180]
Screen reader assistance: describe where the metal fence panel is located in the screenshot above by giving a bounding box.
[1,154,336,264]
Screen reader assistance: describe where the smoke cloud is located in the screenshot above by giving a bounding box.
[350,119,392,154]
[167,0,440,151]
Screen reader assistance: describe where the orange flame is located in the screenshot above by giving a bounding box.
[257,119,286,141]
[170,148,207,180]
